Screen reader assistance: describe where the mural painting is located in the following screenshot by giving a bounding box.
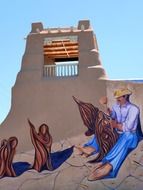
[0,137,18,178]
[0,20,143,189]
[0,88,142,183]
[74,88,143,181]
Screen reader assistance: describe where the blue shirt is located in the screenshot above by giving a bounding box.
[110,102,140,132]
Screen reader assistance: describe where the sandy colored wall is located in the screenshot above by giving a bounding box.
[0,70,107,152]
[0,20,108,152]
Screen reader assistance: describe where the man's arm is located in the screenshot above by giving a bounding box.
[110,105,139,132]
[108,106,117,120]
[110,120,123,131]
[122,106,139,132]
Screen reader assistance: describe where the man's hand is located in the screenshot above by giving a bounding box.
[110,120,123,131]
[110,120,117,128]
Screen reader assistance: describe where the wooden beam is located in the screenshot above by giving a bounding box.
[44,50,78,55]
[44,45,78,51]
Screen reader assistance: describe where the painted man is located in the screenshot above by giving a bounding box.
[77,88,143,180]
[88,88,142,181]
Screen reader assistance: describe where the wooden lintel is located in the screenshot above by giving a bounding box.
[44,45,78,51]
[44,50,78,55]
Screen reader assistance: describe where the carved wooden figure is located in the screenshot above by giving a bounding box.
[28,119,53,172]
[0,137,18,178]
[73,96,118,162]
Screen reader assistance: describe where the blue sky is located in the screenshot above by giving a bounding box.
[0,0,143,123]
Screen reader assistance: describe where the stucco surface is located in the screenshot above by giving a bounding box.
[0,133,143,190]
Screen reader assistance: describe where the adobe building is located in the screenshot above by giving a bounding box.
[1,19,143,153]
[0,20,109,151]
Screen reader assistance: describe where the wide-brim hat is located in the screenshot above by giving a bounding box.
[114,88,132,98]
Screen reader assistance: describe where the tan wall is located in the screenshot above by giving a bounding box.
[0,20,108,152]
[1,76,106,152]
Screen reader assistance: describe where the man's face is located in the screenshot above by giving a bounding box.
[116,96,126,106]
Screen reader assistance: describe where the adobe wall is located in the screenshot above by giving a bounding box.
[0,20,108,152]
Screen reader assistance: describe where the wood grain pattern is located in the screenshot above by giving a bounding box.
[73,96,118,162]
[28,119,53,172]
[0,137,18,178]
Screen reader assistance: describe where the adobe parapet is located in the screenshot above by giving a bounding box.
[20,20,107,80]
